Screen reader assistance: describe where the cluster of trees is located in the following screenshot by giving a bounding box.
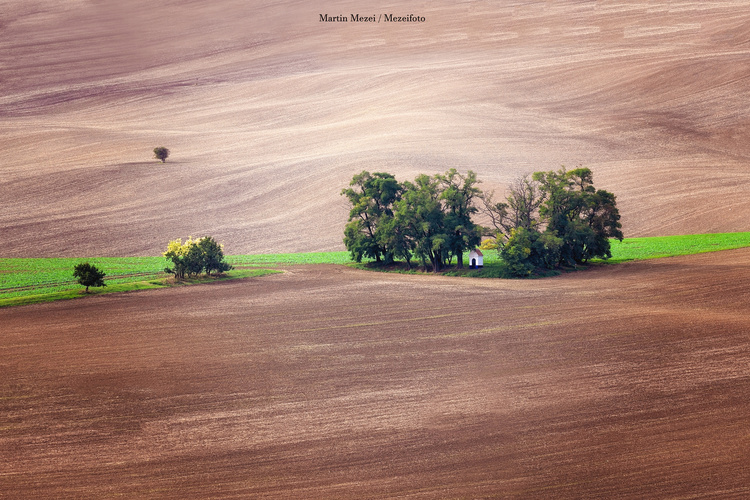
[163,236,232,279]
[483,167,623,276]
[342,169,482,272]
[72,236,233,293]
[343,166,623,276]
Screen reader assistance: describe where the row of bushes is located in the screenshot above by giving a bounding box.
[163,236,232,279]
[73,236,232,292]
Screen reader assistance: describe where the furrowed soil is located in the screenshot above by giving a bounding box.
[3,250,750,498]
[4,1,750,498]
[2,1,750,256]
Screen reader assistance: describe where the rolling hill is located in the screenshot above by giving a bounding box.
[2,0,750,256]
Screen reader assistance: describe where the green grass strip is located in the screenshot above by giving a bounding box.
[600,231,750,263]
[227,251,353,266]
[0,256,166,298]
[2,232,750,305]
[0,269,279,308]
[400,232,750,278]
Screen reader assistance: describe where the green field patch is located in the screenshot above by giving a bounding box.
[598,232,750,263]
[350,232,750,278]
[0,256,167,299]
[2,232,750,306]
[227,251,353,266]
[0,266,279,308]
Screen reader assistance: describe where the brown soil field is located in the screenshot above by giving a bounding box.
[4,2,750,498]
[2,1,750,256]
[3,251,750,498]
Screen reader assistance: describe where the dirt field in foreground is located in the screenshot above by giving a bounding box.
[3,250,750,498]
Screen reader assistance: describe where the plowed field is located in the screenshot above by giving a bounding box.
[3,250,750,498]
[2,1,750,256]
[4,1,750,497]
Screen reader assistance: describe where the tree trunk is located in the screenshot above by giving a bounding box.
[456,250,463,269]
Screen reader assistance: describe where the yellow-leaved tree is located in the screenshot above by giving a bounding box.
[163,236,232,279]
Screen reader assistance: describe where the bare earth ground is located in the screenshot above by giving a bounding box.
[3,250,750,498]
[2,1,750,256]
[4,1,750,498]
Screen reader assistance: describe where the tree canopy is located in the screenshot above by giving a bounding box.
[343,165,623,277]
[341,171,402,264]
[163,236,232,279]
[73,262,106,293]
[533,167,623,265]
[484,166,623,275]
[153,147,170,163]
[437,169,482,269]
[342,169,482,272]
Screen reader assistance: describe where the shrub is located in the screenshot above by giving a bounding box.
[163,236,232,279]
[501,228,564,277]
[501,228,535,277]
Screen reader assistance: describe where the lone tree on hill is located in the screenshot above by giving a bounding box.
[153,146,170,163]
[73,262,106,293]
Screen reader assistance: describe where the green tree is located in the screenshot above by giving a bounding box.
[486,166,622,275]
[341,171,402,263]
[533,231,564,269]
[153,146,170,163]
[73,262,106,293]
[163,236,232,279]
[534,166,623,265]
[377,214,414,269]
[584,189,624,260]
[342,169,488,272]
[394,174,448,273]
[500,228,563,277]
[163,237,193,279]
[198,236,232,275]
[185,242,206,276]
[500,228,535,277]
[437,169,482,269]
